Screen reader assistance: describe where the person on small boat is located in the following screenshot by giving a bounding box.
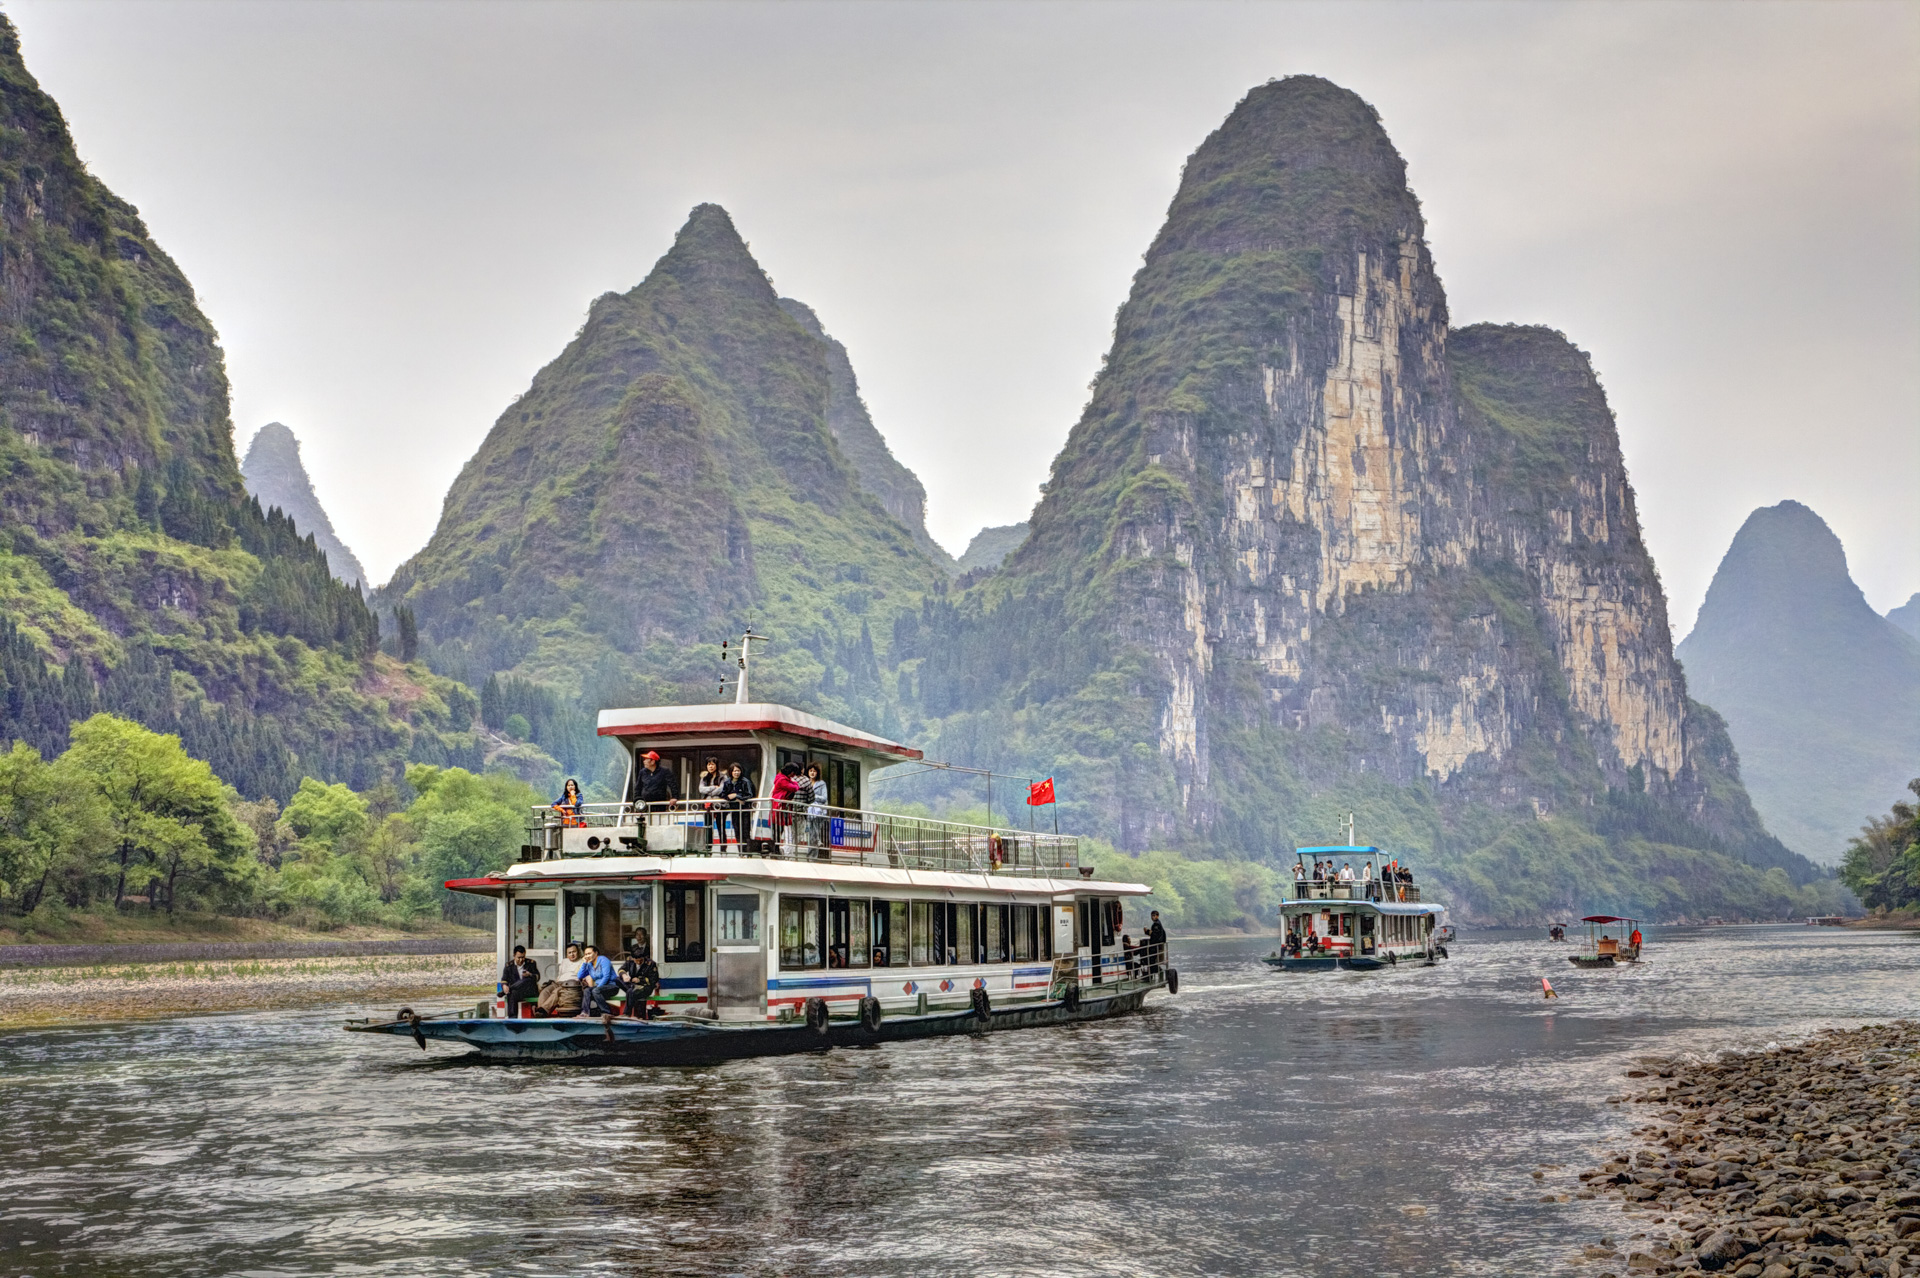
[618,945,659,1018]
[719,761,754,848]
[633,750,678,814]
[553,778,585,828]
[1121,933,1136,976]
[501,945,540,1016]
[1147,911,1168,975]
[697,757,725,845]
[803,762,830,859]
[770,763,802,856]
[576,944,620,1017]
[536,944,585,1016]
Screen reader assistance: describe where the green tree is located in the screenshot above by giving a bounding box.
[406,764,540,916]
[0,743,109,913]
[282,778,372,858]
[1839,779,1920,911]
[63,715,257,915]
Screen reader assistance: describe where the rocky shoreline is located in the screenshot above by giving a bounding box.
[1573,1022,1920,1276]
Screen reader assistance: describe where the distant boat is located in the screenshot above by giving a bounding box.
[1568,915,1641,968]
[1263,844,1450,972]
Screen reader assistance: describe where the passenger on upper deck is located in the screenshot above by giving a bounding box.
[770,763,802,856]
[1311,860,1325,884]
[553,778,585,828]
[697,757,725,844]
[803,762,830,860]
[719,762,754,848]
[633,750,678,813]
[1292,862,1306,885]
[576,944,619,1017]
[1338,862,1354,883]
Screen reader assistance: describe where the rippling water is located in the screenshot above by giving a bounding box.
[2,925,1916,1276]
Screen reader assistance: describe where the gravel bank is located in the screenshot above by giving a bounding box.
[1574,1022,1920,1277]
[0,952,494,1029]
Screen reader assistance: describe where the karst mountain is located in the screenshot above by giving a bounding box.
[1677,502,1920,863]
[0,16,474,797]
[894,75,1819,921]
[382,204,951,742]
[241,423,369,589]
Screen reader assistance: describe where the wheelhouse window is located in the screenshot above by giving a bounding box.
[715,892,759,943]
[780,895,825,970]
[663,884,706,963]
[512,900,558,953]
[828,897,868,969]
[1011,904,1040,962]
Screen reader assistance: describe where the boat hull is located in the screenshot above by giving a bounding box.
[347,988,1153,1064]
[1568,954,1617,968]
[1263,951,1435,972]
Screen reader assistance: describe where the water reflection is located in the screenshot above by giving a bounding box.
[0,926,1914,1276]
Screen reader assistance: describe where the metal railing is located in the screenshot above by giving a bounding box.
[1288,879,1422,903]
[525,800,1084,877]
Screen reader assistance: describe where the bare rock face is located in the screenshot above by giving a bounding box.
[241,422,369,589]
[913,75,1792,891]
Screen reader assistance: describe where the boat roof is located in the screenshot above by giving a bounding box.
[595,701,922,762]
[1281,899,1446,917]
[1297,845,1382,855]
[447,855,1147,899]
[1581,915,1637,924]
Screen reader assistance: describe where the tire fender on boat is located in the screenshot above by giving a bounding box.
[1165,967,1180,995]
[970,986,992,1023]
[1386,952,1398,966]
[859,995,883,1034]
[1063,981,1081,1013]
[804,996,830,1035]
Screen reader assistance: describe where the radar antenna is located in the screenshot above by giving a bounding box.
[718,629,771,705]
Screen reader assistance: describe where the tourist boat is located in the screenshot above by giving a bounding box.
[1567,915,1641,968]
[1262,845,1450,972]
[346,668,1174,1063]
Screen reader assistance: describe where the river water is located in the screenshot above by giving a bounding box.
[1,925,1915,1277]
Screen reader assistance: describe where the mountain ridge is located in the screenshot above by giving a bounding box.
[241,423,369,589]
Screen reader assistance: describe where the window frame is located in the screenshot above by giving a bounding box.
[779,894,826,971]
[663,883,707,964]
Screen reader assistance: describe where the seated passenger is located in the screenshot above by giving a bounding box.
[501,945,540,1016]
[618,946,660,1018]
[536,943,585,1016]
[576,943,620,1017]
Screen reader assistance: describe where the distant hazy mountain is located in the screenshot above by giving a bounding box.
[241,423,369,589]
[1677,501,1920,863]
[1889,593,1920,640]
[956,523,1028,574]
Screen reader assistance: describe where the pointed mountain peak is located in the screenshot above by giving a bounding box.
[646,202,777,305]
[1159,75,1423,258]
[1699,500,1867,619]
[241,422,368,588]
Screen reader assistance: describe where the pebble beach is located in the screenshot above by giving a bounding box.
[1574,1022,1920,1277]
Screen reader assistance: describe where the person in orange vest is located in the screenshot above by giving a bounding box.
[1629,926,1643,955]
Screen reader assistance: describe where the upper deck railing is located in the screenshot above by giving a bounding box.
[1287,879,1423,904]
[524,800,1084,878]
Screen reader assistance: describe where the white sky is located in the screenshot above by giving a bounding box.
[9,0,1917,636]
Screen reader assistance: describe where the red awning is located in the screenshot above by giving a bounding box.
[1580,915,1635,924]
[443,871,729,897]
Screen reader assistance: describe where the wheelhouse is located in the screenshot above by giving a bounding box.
[1272,844,1449,971]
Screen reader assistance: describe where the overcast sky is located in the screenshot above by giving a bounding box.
[9,0,1917,635]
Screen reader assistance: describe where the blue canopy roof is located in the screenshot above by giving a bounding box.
[1281,899,1445,917]
[1297,845,1381,855]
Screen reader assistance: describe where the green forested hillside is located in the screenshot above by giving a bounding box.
[0,15,479,800]
[382,204,950,784]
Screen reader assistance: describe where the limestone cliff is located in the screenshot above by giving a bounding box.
[241,423,369,588]
[957,523,1029,575]
[905,76,1814,920]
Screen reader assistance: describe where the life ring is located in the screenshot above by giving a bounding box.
[1165,967,1180,995]
[1063,981,1081,1012]
[804,996,830,1035]
[970,986,992,1023]
[859,995,883,1034]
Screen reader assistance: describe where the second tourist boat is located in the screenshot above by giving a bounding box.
[1264,845,1451,971]
[348,667,1175,1063]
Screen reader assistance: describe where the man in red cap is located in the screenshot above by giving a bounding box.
[633,750,678,812]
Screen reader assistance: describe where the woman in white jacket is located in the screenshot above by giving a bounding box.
[804,762,831,860]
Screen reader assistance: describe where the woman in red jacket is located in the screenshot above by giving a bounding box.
[769,762,802,858]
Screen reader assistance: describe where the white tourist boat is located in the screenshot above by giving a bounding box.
[348,660,1173,1062]
[1263,844,1451,972]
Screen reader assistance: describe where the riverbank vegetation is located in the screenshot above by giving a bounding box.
[0,713,542,936]
[1838,779,1920,914]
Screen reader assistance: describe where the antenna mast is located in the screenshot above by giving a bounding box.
[721,629,770,705]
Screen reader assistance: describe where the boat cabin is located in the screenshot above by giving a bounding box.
[1568,915,1641,968]
[450,700,1161,1022]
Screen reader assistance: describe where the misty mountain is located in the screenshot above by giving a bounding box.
[1677,501,1920,863]
[1888,593,1920,641]
[241,422,369,589]
[956,523,1029,575]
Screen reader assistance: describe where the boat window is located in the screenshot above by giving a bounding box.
[512,900,558,953]
[870,900,892,967]
[929,902,949,965]
[910,902,932,965]
[779,895,825,970]
[1075,898,1092,951]
[828,897,868,969]
[715,892,759,943]
[776,749,860,810]
[887,901,908,966]
[1101,899,1118,949]
[663,884,706,963]
[982,903,1009,963]
[1011,904,1037,962]
[953,902,976,964]
[565,892,593,951]
[630,747,758,805]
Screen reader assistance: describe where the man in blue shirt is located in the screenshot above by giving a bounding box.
[576,943,620,1016]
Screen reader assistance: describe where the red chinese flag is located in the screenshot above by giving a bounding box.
[1027,777,1056,806]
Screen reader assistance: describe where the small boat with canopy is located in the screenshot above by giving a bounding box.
[1263,843,1450,972]
[1567,915,1641,968]
[346,637,1175,1062]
